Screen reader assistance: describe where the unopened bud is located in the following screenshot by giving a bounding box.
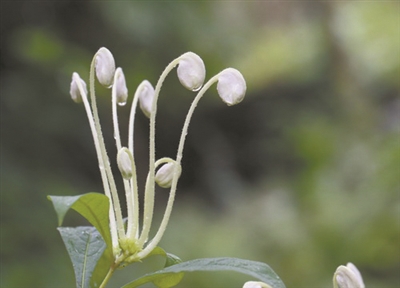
[117,147,133,180]
[114,68,128,106]
[333,263,365,288]
[155,162,181,188]
[243,281,272,288]
[177,52,206,91]
[217,68,246,106]
[138,80,155,118]
[70,72,87,103]
[95,47,116,87]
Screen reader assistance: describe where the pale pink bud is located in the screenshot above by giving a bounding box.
[70,72,87,103]
[138,80,155,118]
[177,52,206,91]
[95,47,116,87]
[217,68,246,106]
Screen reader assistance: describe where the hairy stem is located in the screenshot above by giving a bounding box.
[139,73,220,258]
[138,57,182,246]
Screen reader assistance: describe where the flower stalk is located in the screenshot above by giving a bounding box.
[69,48,246,267]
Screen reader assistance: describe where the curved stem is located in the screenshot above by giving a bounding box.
[74,73,120,255]
[139,57,182,245]
[139,74,220,258]
[112,70,135,240]
[137,157,175,247]
[89,55,125,241]
[127,83,142,239]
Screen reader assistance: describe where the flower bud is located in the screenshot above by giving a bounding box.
[217,68,246,106]
[138,80,155,118]
[70,72,87,103]
[117,147,134,180]
[243,281,272,288]
[177,52,206,91]
[155,162,181,188]
[333,263,365,288]
[95,47,116,87]
[114,68,128,106]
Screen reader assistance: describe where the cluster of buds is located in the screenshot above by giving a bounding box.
[69,47,246,265]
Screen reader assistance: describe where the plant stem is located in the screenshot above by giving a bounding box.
[74,73,120,253]
[127,83,141,239]
[138,73,220,258]
[112,70,135,240]
[99,265,116,288]
[138,57,181,246]
[89,54,125,241]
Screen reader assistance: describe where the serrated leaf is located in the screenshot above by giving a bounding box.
[58,226,106,288]
[122,257,285,288]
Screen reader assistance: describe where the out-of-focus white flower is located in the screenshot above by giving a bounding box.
[243,281,272,288]
[117,147,133,180]
[217,68,246,106]
[95,47,116,87]
[70,72,87,103]
[114,68,128,105]
[333,262,365,288]
[155,162,181,188]
[177,52,206,91]
[138,80,155,118]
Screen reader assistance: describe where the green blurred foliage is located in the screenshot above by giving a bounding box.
[1,1,399,287]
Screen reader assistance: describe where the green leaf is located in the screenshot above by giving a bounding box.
[58,226,106,288]
[152,273,184,288]
[90,248,114,288]
[48,193,112,250]
[145,246,182,268]
[122,257,285,288]
[136,247,183,287]
[48,193,114,287]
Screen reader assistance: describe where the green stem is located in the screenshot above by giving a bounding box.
[127,83,142,239]
[74,73,120,254]
[112,69,135,240]
[139,73,220,258]
[99,265,116,288]
[138,57,182,246]
[89,54,125,241]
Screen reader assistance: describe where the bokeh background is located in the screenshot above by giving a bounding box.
[1,1,399,287]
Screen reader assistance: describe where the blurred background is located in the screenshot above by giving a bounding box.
[1,1,399,287]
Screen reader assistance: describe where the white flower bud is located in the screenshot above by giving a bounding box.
[243,281,272,288]
[217,68,246,106]
[138,80,155,118]
[117,147,133,180]
[70,72,87,103]
[95,47,116,87]
[114,68,128,106]
[155,162,181,188]
[333,263,365,288]
[177,52,206,91]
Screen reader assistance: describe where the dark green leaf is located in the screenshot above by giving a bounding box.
[122,257,285,288]
[49,193,114,287]
[144,246,182,268]
[48,193,112,250]
[58,226,106,288]
[90,247,114,288]
[48,194,82,226]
